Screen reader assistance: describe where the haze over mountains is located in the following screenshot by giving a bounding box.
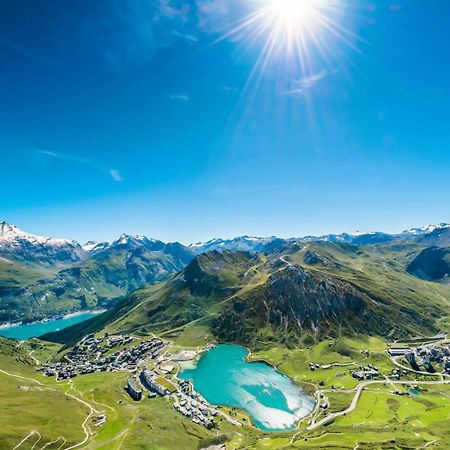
[1,220,449,328]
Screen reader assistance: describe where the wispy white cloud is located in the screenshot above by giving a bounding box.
[56,0,199,71]
[109,169,123,182]
[284,69,337,96]
[223,85,240,94]
[196,0,233,34]
[169,93,190,102]
[36,150,123,182]
[52,0,249,70]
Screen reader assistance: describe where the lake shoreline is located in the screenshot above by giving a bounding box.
[179,343,316,432]
[0,308,107,330]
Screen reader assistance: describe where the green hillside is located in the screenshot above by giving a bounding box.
[0,243,194,323]
[45,243,450,348]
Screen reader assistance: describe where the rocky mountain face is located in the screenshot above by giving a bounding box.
[407,247,450,283]
[266,266,365,328]
[0,221,85,265]
[2,220,450,328]
[417,226,450,247]
[51,240,449,347]
[213,263,372,344]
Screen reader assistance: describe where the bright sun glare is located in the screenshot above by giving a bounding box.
[210,0,358,106]
[269,0,316,25]
[214,0,352,65]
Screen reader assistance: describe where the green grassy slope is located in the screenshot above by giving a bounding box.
[0,244,194,323]
[0,338,89,449]
[46,243,450,348]
[0,258,56,294]
[0,337,218,450]
[1,333,449,449]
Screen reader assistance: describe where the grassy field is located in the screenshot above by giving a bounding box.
[1,332,449,449]
[0,339,90,449]
[172,319,215,347]
[0,371,88,449]
[248,336,400,391]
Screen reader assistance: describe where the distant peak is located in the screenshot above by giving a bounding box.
[0,221,33,240]
[403,223,450,235]
[82,241,108,252]
[0,221,73,247]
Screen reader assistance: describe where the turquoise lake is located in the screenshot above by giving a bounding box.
[0,312,100,340]
[179,344,316,431]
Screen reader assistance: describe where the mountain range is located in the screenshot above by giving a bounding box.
[43,238,450,348]
[1,221,449,331]
[0,222,195,323]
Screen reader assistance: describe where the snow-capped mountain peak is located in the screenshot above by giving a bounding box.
[0,221,84,264]
[115,233,151,246]
[403,223,450,235]
[0,221,71,246]
[189,236,278,254]
[82,241,99,252]
[82,241,110,253]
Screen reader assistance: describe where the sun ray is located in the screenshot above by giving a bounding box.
[209,0,363,149]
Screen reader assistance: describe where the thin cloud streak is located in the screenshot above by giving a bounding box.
[109,169,123,182]
[284,69,337,96]
[169,93,190,102]
[37,150,123,182]
[0,36,57,65]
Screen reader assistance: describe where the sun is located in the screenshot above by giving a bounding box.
[269,0,317,25]
[209,0,357,98]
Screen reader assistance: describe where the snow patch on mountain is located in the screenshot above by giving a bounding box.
[403,223,450,235]
[189,236,278,254]
[0,221,72,247]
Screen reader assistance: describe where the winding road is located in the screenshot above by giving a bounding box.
[0,367,97,450]
[307,378,450,430]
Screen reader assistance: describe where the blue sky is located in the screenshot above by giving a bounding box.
[1,0,449,244]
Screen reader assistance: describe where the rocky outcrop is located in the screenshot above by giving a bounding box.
[0,222,85,265]
[265,265,365,331]
[303,250,325,265]
[407,247,450,283]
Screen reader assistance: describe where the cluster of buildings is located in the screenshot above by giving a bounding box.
[390,367,410,379]
[41,333,165,380]
[351,364,379,380]
[318,393,329,410]
[308,362,322,371]
[173,380,217,429]
[416,345,450,374]
[140,368,172,396]
[126,368,173,400]
[388,343,450,374]
[124,368,217,429]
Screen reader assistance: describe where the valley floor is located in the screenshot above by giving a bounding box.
[0,332,449,450]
